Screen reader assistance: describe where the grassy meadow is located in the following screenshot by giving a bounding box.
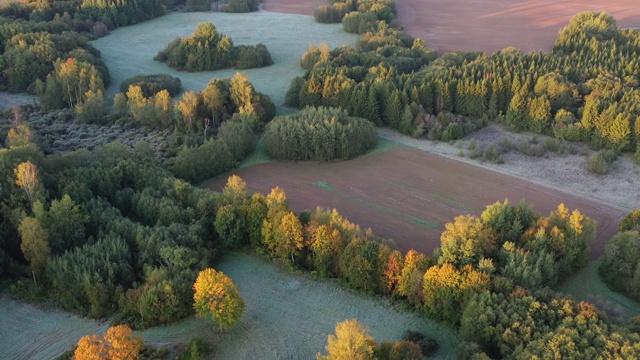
[92,11,358,107]
[0,254,458,359]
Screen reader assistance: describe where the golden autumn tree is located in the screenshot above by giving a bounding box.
[73,325,143,360]
[193,268,245,331]
[18,216,50,284]
[317,319,377,360]
[14,160,41,207]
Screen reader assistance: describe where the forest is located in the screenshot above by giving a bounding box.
[2,0,640,358]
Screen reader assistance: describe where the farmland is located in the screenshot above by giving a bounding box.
[0,254,458,360]
[205,143,625,259]
[262,0,640,54]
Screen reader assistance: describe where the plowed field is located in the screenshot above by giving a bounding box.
[206,148,624,259]
[262,0,640,54]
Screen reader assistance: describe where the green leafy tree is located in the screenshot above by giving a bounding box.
[18,216,50,283]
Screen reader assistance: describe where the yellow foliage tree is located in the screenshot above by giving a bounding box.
[317,319,377,360]
[73,325,143,360]
[193,268,245,331]
[14,160,41,207]
[18,216,50,284]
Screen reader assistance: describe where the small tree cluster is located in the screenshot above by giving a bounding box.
[317,319,424,360]
[155,22,273,71]
[264,106,377,161]
[119,74,182,98]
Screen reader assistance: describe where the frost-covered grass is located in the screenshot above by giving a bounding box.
[92,11,357,107]
[0,254,459,359]
[558,259,640,319]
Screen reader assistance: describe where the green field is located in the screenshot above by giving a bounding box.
[92,12,357,107]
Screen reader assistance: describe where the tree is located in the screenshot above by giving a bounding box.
[317,319,377,360]
[14,161,41,207]
[193,268,245,331]
[177,90,200,132]
[18,216,50,284]
[73,325,143,360]
[439,215,495,267]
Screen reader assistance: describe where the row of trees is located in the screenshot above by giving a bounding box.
[296,11,640,159]
[212,175,640,358]
[263,106,377,161]
[154,22,273,72]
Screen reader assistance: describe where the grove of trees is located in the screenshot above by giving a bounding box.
[263,106,377,161]
[155,22,273,71]
[291,10,640,161]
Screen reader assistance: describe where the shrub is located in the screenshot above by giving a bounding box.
[587,151,608,174]
[186,0,212,11]
[264,106,377,161]
[223,0,258,13]
[235,44,273,69]
[620,209,640,232]
[119,74,182,98]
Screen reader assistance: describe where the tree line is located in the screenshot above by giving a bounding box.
[214,176,640,358]
[292,11,640,161]
[155,22,273,72]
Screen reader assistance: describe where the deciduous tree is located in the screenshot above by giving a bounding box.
[193,268,245,331]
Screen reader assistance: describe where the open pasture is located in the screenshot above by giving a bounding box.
[91,12,357,106]
[206,146,624,259]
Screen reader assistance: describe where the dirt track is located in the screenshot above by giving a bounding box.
[262,0,640,54]
[206,148,624,260]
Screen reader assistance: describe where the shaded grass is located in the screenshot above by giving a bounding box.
[310,180,439,229]
[557,259,640,319]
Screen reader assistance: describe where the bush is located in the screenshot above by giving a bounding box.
[620,209,640,232]
[186,0,212,11]
[402,330,439,357]
[223,0,258,13]
[119,74,182,98]
[235,44,273,69]
[587,152,608,174]
[264,106,377,161]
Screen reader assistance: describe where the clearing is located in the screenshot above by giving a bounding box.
[0,254,457,359]
[261,0,640,54]
[0,93,38,113]
[91,12,357,107]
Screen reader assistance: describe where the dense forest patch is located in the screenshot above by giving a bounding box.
[155,22,273,72]
[263,106,377,161]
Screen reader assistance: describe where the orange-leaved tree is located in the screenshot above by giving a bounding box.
[73,324,143,360]
[193,268,244,331]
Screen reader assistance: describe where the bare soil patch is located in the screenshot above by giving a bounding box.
[395,0,640,54]
[205,146,624,260]
[262,0,328,16]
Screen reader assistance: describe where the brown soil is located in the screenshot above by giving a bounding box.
[396,0,640,54]
[261,0,328,16]
[262,0,640,54]
[206,149,624,260]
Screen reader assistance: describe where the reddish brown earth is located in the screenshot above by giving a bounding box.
[397,0,640,54]
[261,0,640,55]
[206,149,624,260]
[261,0,328,16]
